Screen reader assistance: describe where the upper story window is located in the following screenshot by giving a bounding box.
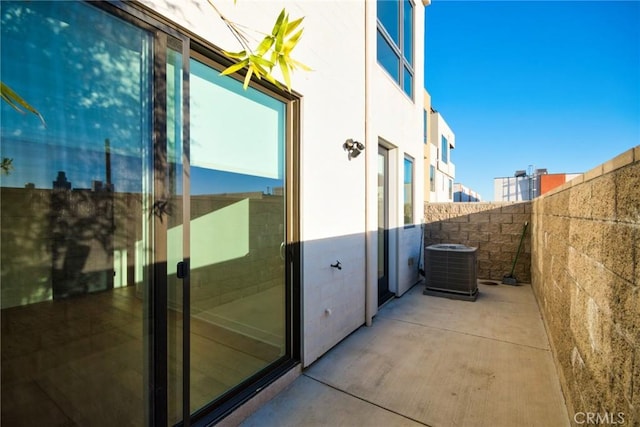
[377,0,414,98]
[441,136,448,164]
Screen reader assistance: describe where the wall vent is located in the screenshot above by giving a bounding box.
[423,244,478,301]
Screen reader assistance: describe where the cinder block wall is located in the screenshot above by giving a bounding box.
[424,202,532,282]
[531,146,640,426]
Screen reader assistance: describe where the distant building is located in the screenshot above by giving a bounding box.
[540,173,581,195]
[453,183,481,202]
[494,168,581,201]
[424,101,455,202]
[423,90,432,202]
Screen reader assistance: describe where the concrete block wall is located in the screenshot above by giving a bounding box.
[424,202,532,282]
[531,146,640,426]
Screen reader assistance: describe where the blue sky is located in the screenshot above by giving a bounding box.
[424,0,640,200]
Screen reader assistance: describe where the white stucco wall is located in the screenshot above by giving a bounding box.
[427,111,455,202]
[290,1,367,366]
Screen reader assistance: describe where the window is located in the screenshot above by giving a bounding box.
[1,1,153,424]
[429,165,435,192]
[441,136,448,164]
[403,156,414,225]
[449,179,453,200]
[423,109,428,144]
[377,0,414,98]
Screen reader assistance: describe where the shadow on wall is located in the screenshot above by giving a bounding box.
[423,202,532,283]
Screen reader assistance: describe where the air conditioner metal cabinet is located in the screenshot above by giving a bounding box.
[423,244,478,301]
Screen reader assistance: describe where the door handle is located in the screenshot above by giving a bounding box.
[279,242,286,261]
[177,260,189,279]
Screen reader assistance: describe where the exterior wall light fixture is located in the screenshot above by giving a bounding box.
[343,138,365,160]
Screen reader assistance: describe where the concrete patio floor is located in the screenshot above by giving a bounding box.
[240,280,570,427]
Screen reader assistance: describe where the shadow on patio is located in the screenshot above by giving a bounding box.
[240,280,569,426]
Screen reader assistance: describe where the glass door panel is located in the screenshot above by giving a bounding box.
[378,146,391,305]
[0,2,153,425]
[188,56,287,414]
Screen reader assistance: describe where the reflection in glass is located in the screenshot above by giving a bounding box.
[377,30,400,82]
[1,2,152,425]
[403,66,413,98]
[403,0,413,65]
[188,58,287,413]
[377,0,400,44]
[404,157,414,225]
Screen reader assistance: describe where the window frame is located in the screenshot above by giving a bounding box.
[403,154,414,226]
[429,164,436,192]
[376,0,414,98]
[441,135,448,164]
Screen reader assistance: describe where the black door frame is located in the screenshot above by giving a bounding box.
[378,145,393,306]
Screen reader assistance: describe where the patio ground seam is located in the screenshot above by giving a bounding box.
[301,372,434,427]
[376,314,552,352]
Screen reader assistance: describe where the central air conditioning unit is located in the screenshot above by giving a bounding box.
[423,243,478,301]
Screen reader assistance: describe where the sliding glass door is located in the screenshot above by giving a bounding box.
[1,2,296,426]
[184,54,288,419]
[166,51,292,426]
[1,2,153,425]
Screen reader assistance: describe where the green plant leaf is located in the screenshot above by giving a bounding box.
[222,49,247,59]
[250,54,274,69]
[271,8,286,37]
[1,158,14,175]
[212,6,309,92]
[251,60,271,77]
[220,58,250,76]
[250,64,263,80]
[255,36,274,56]
[275,13,288,52]
[269,51,279,71]
[283,28,304,54]
[0,92,19,110]
[0,82,45,125]
[290,58,312,72]
[243,66,254,90]
[278,57,291,91]
[284,17,304,37]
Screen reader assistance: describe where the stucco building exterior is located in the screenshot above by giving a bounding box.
[453,183,481,202]
[425,107,455,202]
[0,0,428,425]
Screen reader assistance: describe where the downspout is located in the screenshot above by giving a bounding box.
[364,0,374,326]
